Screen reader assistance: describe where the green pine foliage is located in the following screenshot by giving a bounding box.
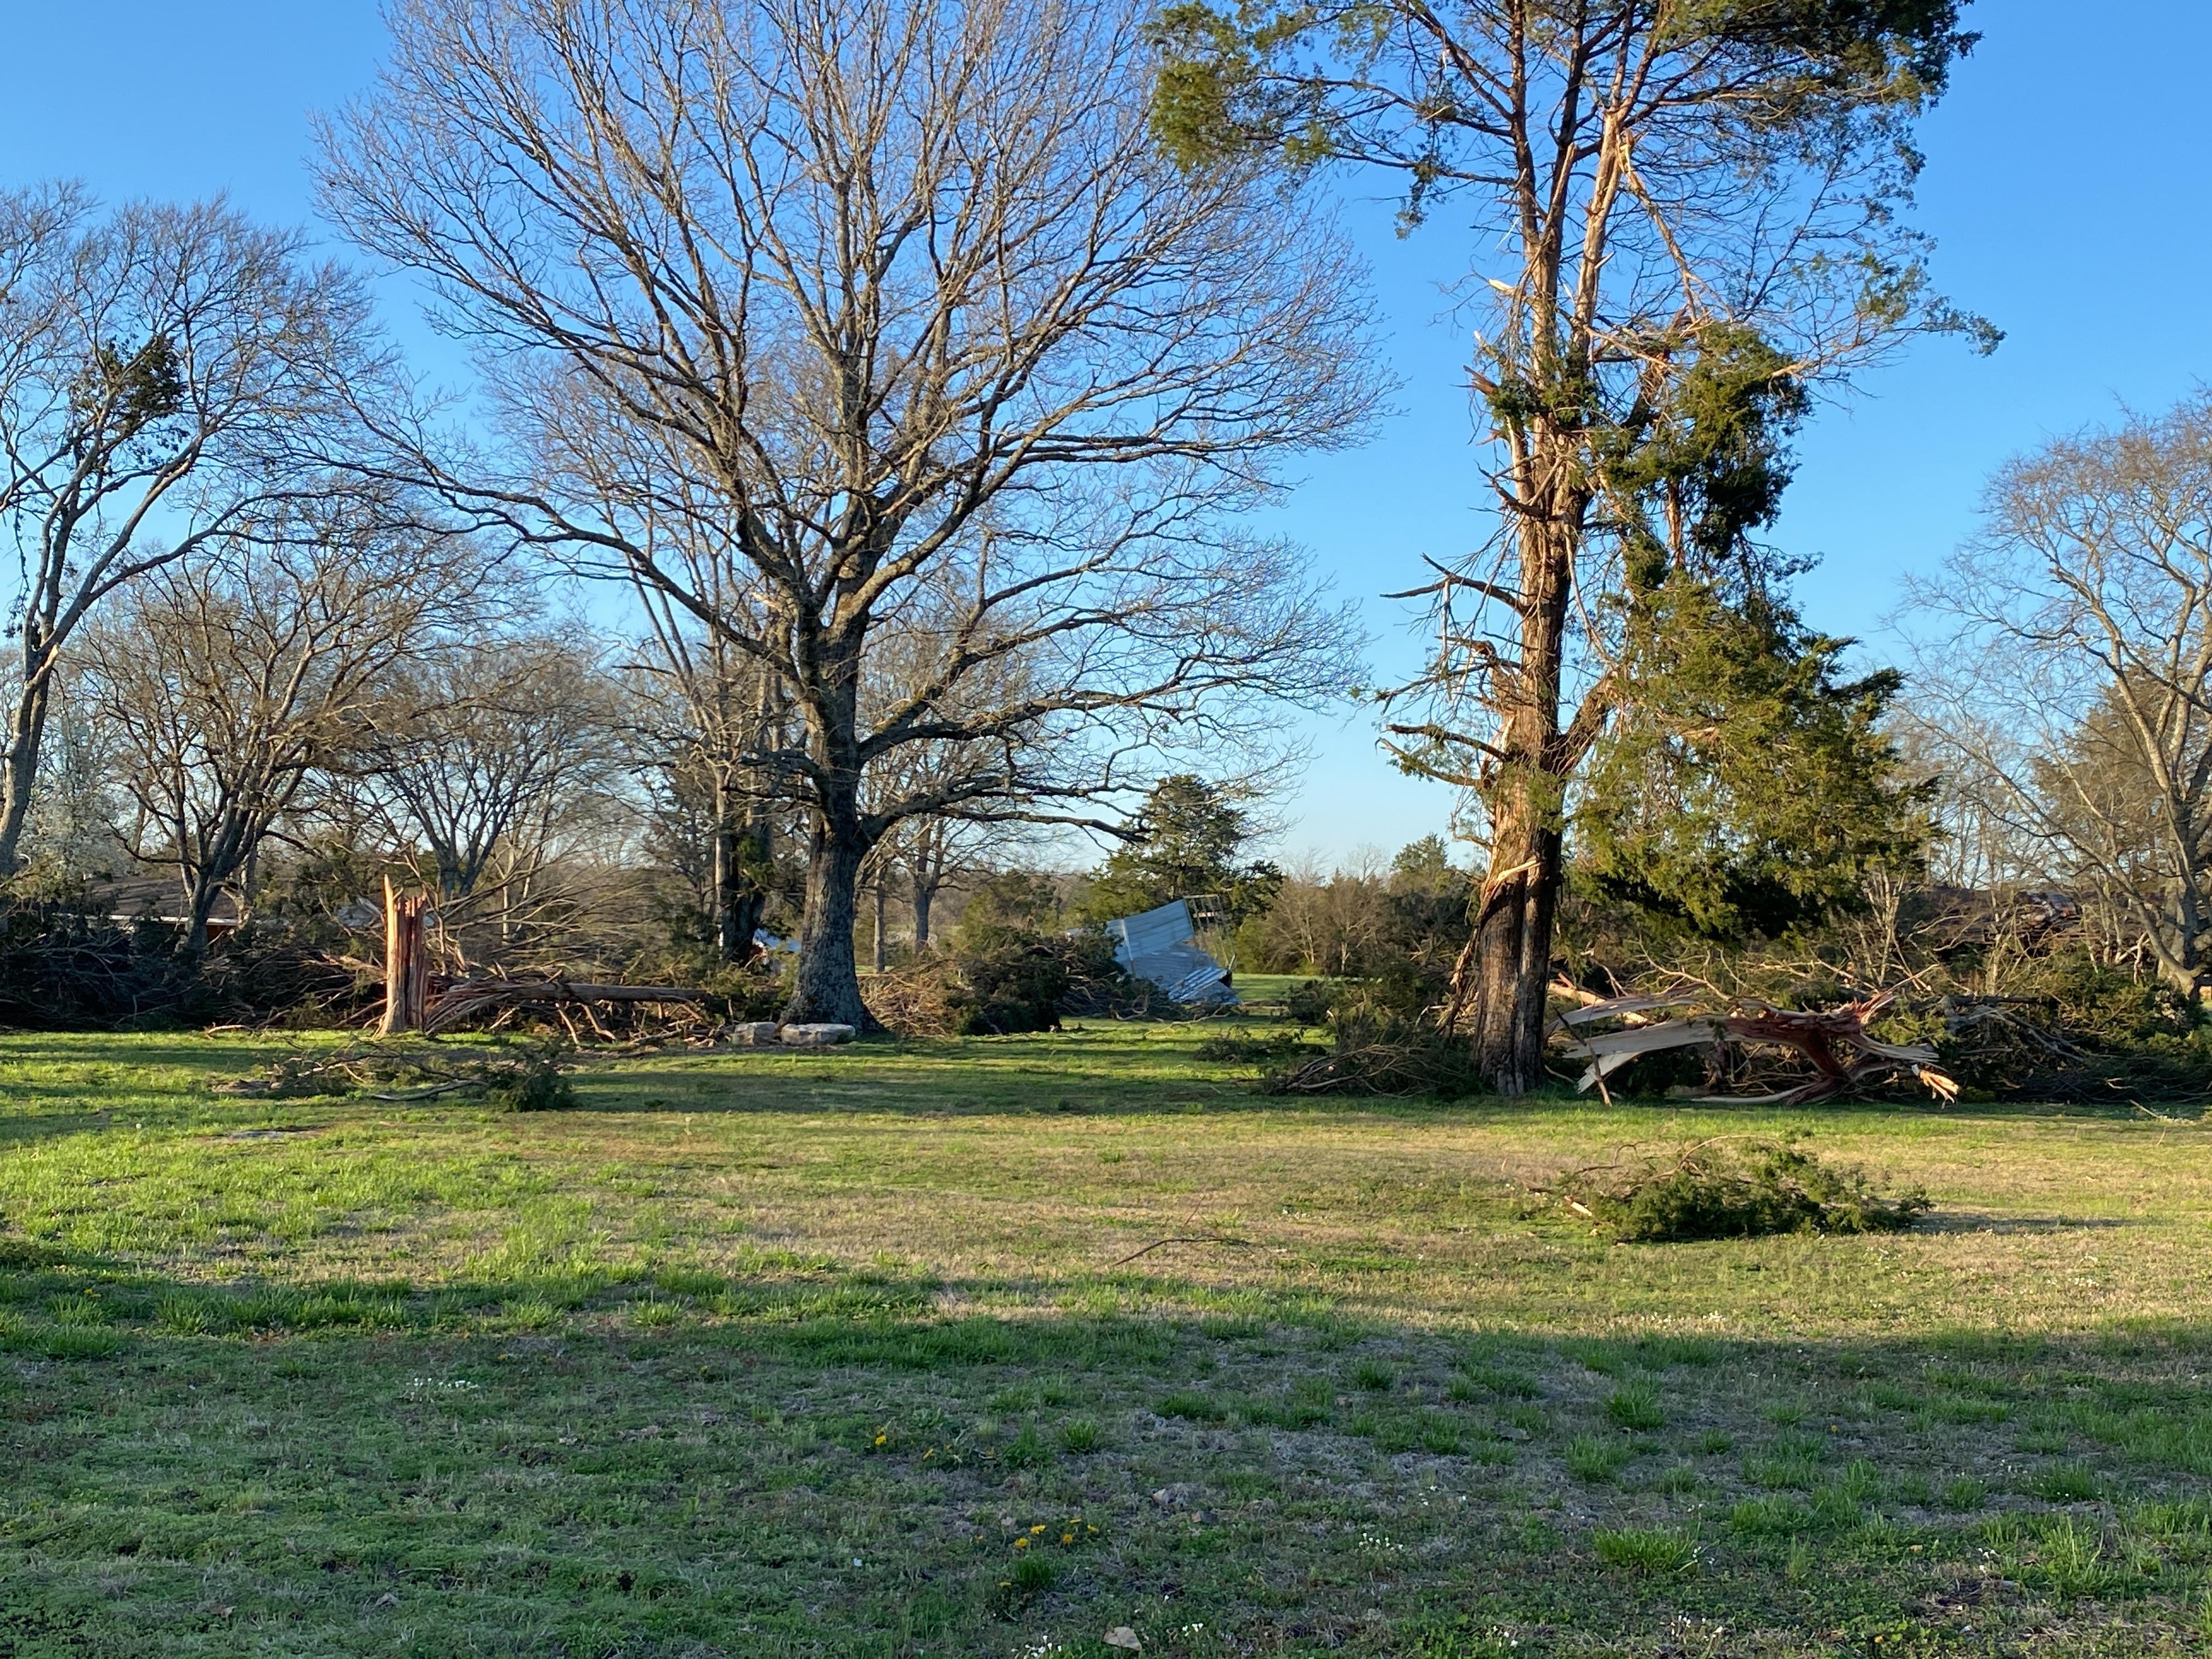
[1076,775,1283,926]
[1576,578,1933,941]
[1565,1138,1932,1244]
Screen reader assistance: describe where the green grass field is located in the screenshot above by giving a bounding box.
[3,1003,2211,1656]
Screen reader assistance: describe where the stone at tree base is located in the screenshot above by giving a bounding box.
[726,1022,782,1045]
[777,1023,856,1047]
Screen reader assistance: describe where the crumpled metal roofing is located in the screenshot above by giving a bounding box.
[1104,899,1237,1006]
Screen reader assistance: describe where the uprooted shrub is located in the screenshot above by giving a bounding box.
[1260,979,1485,1097]
[924,926,1181,1036]
[1553,1137,1931,1243]
[951,929,1125,1034]
[1282,978,1335,1025]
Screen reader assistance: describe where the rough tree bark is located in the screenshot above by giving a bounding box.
[381,878,431,1035]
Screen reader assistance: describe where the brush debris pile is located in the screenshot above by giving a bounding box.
[1558,988,1959,1104]
[1544,1137,1933,1243]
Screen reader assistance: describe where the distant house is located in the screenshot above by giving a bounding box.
[83,877,245,938]
[1103,899,1237,1006]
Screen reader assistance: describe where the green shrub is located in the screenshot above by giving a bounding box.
[1283,979,1334,1025]
[951,928,1135,1035]
[1562,1136,1931,1243]
[483,1046,577,1112]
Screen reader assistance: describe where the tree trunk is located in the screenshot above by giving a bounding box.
[713,779,774,964]
[182,875,221,962]
[871,877,887,973]
[381,876,431,1035]
[1464,436,1581,1095]
[0,674,53,878]
[712,799,746,962]
[783,809,876,1027]
[912,875,935,951]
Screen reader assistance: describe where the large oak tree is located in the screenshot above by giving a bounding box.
[318,0,1379,1025]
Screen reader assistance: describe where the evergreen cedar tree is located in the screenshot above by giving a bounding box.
[1077,775,1284,928]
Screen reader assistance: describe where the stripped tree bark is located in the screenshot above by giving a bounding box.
[380,878,430,1036]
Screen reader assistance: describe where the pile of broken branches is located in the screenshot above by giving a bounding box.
[213,1039,576,1109]
[415,976,721,1039]
[1558,988,1958,1105]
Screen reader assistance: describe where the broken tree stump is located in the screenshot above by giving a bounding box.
[380,877,431,1036]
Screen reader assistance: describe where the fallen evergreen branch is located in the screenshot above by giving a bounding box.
[1542,1136,1932,1243]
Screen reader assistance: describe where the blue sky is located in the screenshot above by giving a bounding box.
[4,1,2201,865]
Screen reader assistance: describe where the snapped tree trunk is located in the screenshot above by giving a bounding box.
[381,876,431,1035]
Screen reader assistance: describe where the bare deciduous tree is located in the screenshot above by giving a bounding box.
[352,633,626,938]
[79,499,475,956]
[0,184,387,876]
[1903,395,2212,997]
[317,0,1379,1026]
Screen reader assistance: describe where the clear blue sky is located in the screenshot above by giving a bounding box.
[4,2,2201,865]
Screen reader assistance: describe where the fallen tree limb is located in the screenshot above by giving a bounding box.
[418,978,714,1035]
[1559,990,1956,1104]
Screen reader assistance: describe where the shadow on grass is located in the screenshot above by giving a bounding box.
[0,1110,122,1148]
[556,1059,2200,1127]
[9,1235,2212,1657]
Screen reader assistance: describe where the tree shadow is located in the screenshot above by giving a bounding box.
[7,1234,2212,1656]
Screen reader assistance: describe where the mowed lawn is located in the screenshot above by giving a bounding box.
[2,1009,2211,1657]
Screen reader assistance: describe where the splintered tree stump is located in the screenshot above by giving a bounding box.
[380,877,431,1035]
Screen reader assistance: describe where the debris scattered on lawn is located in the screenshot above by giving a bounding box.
[1539,1136,1932,1242]
[1558,989,1957,1104]
[213,1039,577,1110]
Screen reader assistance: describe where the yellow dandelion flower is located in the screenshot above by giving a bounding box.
[874,1434,887,1445]
[1014,1537,1029,1549]
[1030,1524,1047,1534]
[1060,1533,1074,1544]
